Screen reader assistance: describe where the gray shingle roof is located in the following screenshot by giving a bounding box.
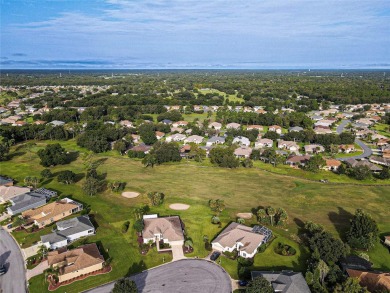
[251,271,311,293]
[41,216,95,244]
[8,191,47,213]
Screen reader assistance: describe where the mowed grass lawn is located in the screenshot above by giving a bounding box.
[1,139,390,292]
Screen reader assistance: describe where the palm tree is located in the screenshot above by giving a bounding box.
[266,206,276,226]
[237,217,245,224]
[276,208,288,226]
[317,259,329,285]
[13,216,26,227]
[184,239,193,250]
[257,208,266,223]
[211,216,220,224]
[24,176,32,186]
[30,176,39,188]
[37,245,48,259]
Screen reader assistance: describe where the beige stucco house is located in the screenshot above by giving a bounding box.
[47,243,104,283]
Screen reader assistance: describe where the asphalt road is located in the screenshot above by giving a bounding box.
[0,228,26,293]
[336,119,372,161]
[85,259,232,293]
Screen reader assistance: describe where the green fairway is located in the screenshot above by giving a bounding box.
[1,139,390,292]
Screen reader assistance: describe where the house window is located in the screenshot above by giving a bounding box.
[242,252,246,257]
[88,229,94,233]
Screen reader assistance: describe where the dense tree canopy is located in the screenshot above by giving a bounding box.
[37,143,68,167]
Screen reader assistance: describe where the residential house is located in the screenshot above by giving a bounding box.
[385,236,390,247]
[41,215,95,249]
[311,115,323,121]
[142,214,184,246]
[285,155,311,167]
[278,140,299,152]
[206,136,225,147]
[234,146,252,158]
[119,120,134,128]
[345,158,382,172]
[369,156,390,167]
[255,139,273,149]
[346,269,390,293]
[49,120,65,127]
[211,222,270,258]
[129,144,151,154]
[47,243,105,283]
[161,119,172,125]
[226,122,241,130]
[22,198,83,228]
[247,125,264,131]
[288,126,303,132]
[0,186,30,203]
[7,191,49,215]
[172,121,188,128]
[251,271,311,293]
[165,133,186,143]
[155,131,165,140]
[268,125,282,134]
[315,119,335,128]
[131,134,140,144]
[356,118,374,126]
[184,135,204,144]
[170,126,184,133]
[339,144,356,153]
[314,127,332,134]
[208,122,222,130]
[323,159,342,171]
[232,136,250,147]
[304,144,325,154]
[179,144,191,158]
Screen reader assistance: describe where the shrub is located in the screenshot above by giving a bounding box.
[122,221,130,233]
[223,249,238,260]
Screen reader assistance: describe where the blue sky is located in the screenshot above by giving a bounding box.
[1,0,389,69]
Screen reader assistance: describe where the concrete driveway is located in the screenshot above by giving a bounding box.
[0,228,27,293]
[26,259,48,280]
[171,244,185,261]
[22,242,42,260]
[85,259,232,293]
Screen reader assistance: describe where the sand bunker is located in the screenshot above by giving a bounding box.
[121,192,140,198]
[169,203,190,210]
[236,213,253,219]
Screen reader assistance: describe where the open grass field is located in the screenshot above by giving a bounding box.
[373,123,390,138]
[197,88,245,103]
[1,139,389,292]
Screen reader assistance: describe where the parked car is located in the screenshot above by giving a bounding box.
[238,280,248,287]
[0,264,6,276]
[210,251,220,261]
[7,224,12,229]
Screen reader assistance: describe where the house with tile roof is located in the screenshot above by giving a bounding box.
[347,269,390,293]
[22,198,83,228]
[142,215,184,246]
[211,222,266,258]
[47,243,105,283]
[0,186,30,203]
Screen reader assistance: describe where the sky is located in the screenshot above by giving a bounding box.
[1,0,389,69]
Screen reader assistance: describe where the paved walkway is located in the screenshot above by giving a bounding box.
[171,244,185,261]
[26,260,48,280]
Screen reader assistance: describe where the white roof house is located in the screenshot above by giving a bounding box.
[233,136,250,147]
[212,222,267,258]
[184,135,204,144]
[226,122,241,130]
[278,140,299,152]
[255,139,273,149]
[165,133,186,142]
[208,122,222,130]
[206,136,226,147]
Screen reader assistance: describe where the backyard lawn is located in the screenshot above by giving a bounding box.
[1,139,390,292]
